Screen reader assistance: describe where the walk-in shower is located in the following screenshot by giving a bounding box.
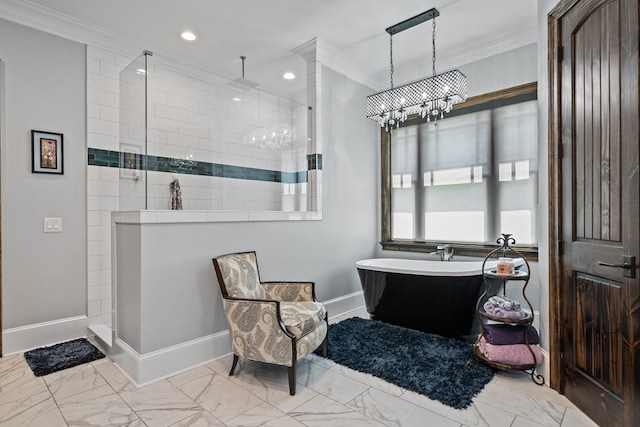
[116,51,313,212]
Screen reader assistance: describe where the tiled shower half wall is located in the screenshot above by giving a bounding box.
[111,52,311,211]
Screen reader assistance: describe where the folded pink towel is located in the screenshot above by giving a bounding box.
[483,302,527,319]
[478,336,542,365]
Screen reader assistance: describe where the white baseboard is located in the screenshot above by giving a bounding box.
[323,290,365,318]
[539,346,550,385]
[112,330,232,386]
[108,292,365,386]
[2,315,88,356]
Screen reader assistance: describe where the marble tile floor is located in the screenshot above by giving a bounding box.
[0,308,598,427]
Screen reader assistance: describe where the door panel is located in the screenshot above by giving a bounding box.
[572,1,622,244]
[574,273,623,396]
[558,0,639,426]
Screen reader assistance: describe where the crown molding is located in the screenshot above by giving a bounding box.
[0,0,141,58]
[0,0,539,98]
[0,0,257,92]
[291,38,317,63]
[329,24,538,91]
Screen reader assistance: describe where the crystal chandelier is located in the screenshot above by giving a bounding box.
[366,8,468,131]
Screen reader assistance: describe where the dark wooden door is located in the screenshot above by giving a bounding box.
[557,0,639,425]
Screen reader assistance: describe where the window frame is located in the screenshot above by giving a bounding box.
[380,82,539,260]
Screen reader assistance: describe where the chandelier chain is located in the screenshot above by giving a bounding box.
[389,34,394,88]
[432,18,437,77]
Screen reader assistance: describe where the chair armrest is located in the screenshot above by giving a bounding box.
[222,297,289,335]
[224,295,280,304]
[221,298,296,365]
[262,281,317,302]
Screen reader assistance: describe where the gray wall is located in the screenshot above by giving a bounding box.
[0,9,550,356]
[115,65,379,353]
[1,18,87,329]
[537,0,557,351]
[116,224,142,351]
[461,43,538,96]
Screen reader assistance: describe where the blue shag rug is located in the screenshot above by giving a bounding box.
[24,338,105,376]
[316,317,495,409]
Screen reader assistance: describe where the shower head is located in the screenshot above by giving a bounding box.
[227,55,260,90]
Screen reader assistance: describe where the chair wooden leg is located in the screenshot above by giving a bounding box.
[229,354,239,376]
[322,313,329,357]
[321,334,328,358]
[287,364,296,395]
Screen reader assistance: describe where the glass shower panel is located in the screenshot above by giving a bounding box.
[281,102,309,212]
[118,52,312,213]
[119,53,148,210]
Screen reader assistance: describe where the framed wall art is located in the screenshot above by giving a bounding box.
[32,130,63,174]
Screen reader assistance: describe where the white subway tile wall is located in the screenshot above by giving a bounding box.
[118,54,308,211]
[86,46,314,328]
[87,47,123,328]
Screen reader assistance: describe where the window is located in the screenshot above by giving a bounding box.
[381,83,538,258]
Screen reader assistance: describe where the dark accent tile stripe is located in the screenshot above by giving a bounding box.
[307,153,322,170]
[88,148,120,168]
[295,171,308,183]
[88,148,318,184]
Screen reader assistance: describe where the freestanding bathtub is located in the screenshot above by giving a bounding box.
[356,258,523,338]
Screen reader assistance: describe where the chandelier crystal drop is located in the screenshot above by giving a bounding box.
[366,8,468,131]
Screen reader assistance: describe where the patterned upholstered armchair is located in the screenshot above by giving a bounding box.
[212,251,328,395]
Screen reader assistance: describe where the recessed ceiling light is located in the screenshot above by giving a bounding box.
[136,68,148,75]
[283,72,296,80]
[181,31,196,41]
[232,97,242,102]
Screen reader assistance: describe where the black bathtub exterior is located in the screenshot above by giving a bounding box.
[357,267,485,338]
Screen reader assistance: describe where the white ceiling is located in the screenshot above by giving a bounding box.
[10,0,539,98]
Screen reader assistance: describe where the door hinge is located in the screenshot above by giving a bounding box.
[558,142,563,159]
[557,239,563,256]
[557,46,564,62]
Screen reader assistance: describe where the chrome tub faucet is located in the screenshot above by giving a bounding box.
[431,245,454,261]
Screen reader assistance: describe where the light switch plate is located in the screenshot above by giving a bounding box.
[43,217,62,233]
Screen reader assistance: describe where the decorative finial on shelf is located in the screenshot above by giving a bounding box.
[497,233,516,256]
